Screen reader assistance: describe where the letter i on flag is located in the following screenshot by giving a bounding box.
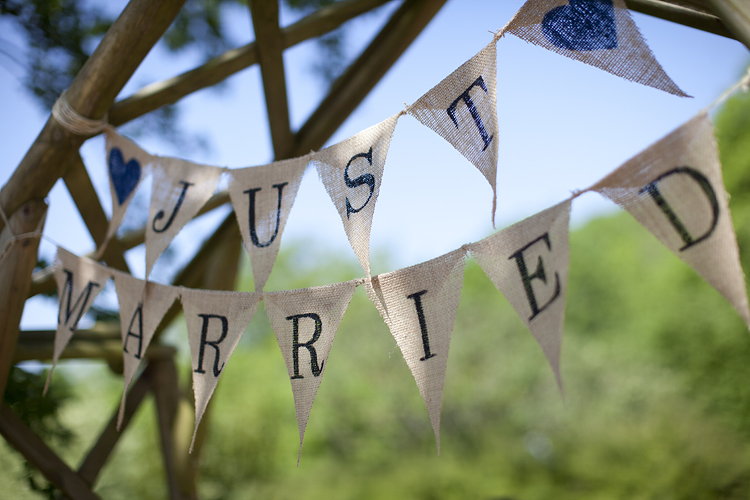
[264,281,357,464]
[468,200,572,395]
[228,156,309,291]
[366,249,466,453]
[591,112,750,327]
[182,289,261,451]
[505,0,688,96]
[407,40,499,223]
[45,248,113,394]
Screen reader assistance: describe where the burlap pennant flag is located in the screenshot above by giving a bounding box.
[313,114,399,276]
[104,127,156,242]
[591,112,750,327]
[367,249,466,453]
[45,247,113,394]
[112,271,180,428]
[407,41,499,220]
[146,159,224,277]
[228,157,309,291]
[182,288,260,451]
[505,0,688,97]
[468,200,572,393]
[264,281,357,462]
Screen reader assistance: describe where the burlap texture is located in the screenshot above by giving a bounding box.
[469,200,572,393]
[506,0,688,97]
[228,157,309,291]
[146,158,223,277]
[407,40,499,220]
[366,248,466,453]
[264,280,357,462]
[313,114,399,276]
[592,112,750,327]
[181,288,261,451]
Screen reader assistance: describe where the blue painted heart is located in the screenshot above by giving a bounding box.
[542,0,617,51]
[108,148,141,205]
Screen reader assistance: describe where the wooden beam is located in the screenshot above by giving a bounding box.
[0,404,101,500]
[0,0,188,237]
[109,0,392,127]
[250,0,294,159]
[705,0,750,49]
[0,200,46,398]
[627,0,734,38]
[149,356,183,500]
[290,0,449,157]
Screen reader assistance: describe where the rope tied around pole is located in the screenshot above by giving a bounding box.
[0,204,45,270]
[52,91,109,136]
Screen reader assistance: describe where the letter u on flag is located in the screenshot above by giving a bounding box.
[264,281,357,463]
[591,112,750,327]
[182,289,261,452]
[407,40,499,222]
[468,200,572,394]
[228,157,309,291]
[146,159,224,277]
[366,248,466,453]
[313,114,399,276]
[505,0,688,97]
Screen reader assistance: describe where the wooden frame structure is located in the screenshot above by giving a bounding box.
[0,0,748,498]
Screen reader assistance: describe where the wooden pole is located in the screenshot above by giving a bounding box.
[705,0,750,49]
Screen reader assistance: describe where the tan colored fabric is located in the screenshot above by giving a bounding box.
[112,270,181,428]
[104,127,156,242]
[407,41,499,221]
[313,114,399,276]
[592,112,750,327]
[505,0,688,97]
[146,158,223,277]
[228,157,309,291]
[264,280,357,463]
[181,288,261,452]
[468,200,572,393]
[45,247,113,394]
[366,249,466,453]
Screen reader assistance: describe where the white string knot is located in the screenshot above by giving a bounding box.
[52,91,109,136]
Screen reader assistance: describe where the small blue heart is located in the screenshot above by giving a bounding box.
[108,148,141,205]
[542,0,617,51]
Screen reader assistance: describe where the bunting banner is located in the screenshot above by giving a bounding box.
[228,157,309,291]
[264,281,357,463]
[468,200,572,393]
[313,114,399,276]
[590,113,750,327]
[182,288,261,451]
[146,159,223,277]
[367,249,466,453]
[407,40,499,222]
[504,0,689,97]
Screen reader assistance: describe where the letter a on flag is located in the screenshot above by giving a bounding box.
[468,200,572,394]
[182,289,261,451]
[314,114,399,276]
[264,281,357,463]
[46,247,112,394]
[505,0,688,96]
[407,41,499,222]
[366,249,466,453]
[591,113,750,328]
[228,157,309,291]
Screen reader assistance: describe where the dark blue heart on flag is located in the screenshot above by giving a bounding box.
[542,0,617,51]
[109,147,141,205]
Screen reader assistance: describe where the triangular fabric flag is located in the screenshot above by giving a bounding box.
[407,40,499,221]
[264,281,357,463]
[504,0,688,97]
[104,127,156,242]
[112,271,180,428]
[181,288,260,451]
[313,114,399,276]
[366,249,466,453]
[468,200,572,393]
[591,112,750,327]
[228,157,309,291]
[45,247,113,394]
[146,158,223,277]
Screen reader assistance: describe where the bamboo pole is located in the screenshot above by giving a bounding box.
[705,0,750,49]
[627,0,733,38]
